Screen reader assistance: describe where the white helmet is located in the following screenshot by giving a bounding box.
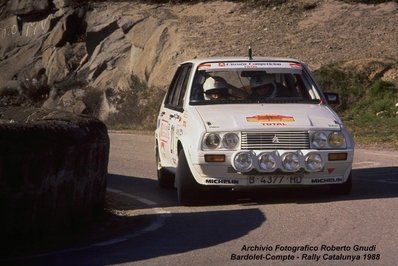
[250,75,275,89]
[203,77,229,100]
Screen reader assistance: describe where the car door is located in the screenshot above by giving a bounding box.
[159,63,192,168]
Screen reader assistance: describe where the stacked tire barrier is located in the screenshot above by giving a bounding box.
[0,107,109,241]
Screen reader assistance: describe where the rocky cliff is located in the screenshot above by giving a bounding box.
[0,0,397,124]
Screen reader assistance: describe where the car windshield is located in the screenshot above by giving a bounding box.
[189,61,322,105]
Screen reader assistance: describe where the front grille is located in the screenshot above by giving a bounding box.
[241,131,310,150]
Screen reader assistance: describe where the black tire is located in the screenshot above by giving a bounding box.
[156,147,174,188]
[176,149,201,206]
[330,172,352,195]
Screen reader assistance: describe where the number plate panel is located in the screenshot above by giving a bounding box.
[247,174,303,185]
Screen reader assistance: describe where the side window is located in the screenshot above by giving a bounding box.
[177,65,192,107]
[165,66,183,106]
[165,63,192,109]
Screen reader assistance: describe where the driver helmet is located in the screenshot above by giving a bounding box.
[250,75,276,94]
[203,77,229,100]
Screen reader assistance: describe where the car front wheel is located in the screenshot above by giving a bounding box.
[176,149,201,206]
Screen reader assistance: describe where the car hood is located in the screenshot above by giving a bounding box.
[195,104,342,131]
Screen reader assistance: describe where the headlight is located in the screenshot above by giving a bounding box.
[305,153,323,171]
[258,153,276,171]
[234,152,253,172]
[328,132,346,148]
[311,131,347,149]
[282,152,300,171]
[312,132,328,149]
[204,133,221,149]
[203,132,240,150]
[222,133,239,149]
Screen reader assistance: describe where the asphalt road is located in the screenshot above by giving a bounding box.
[9,132,398,265]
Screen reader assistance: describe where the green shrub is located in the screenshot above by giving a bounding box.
[370,79,396,97]
[314,65,369,113]
[244,0,288,7]
[106,76,166,130]
[315,63,398,148]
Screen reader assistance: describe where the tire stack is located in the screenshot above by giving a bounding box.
[0,107,109,244]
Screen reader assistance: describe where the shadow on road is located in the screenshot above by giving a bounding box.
[96,208,264,265]
[107,166,398,208]
[12,208,265,265]
[5,167,397,264]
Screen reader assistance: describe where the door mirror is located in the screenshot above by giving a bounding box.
[324,92,340,105]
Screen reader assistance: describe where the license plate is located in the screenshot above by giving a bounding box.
[247,174,303,185]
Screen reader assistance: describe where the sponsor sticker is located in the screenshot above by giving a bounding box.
[311,177,343,184]
[198,62,301,70]
[289,62,303,69]
[198,63,212,70]
[246,114,295,123]
[205,178,239,185]
[261,122,288,126]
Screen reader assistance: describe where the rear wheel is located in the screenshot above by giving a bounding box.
[156,146,174,188]
[176,149,201,206]
[330,172,352,195]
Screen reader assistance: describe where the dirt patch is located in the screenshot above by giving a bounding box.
[339,58,398,82]
[168,0,398,70]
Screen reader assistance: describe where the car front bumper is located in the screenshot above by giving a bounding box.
[188,149,354,187]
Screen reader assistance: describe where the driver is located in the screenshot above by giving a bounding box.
[250,75,276,100]
[203,76,230,100]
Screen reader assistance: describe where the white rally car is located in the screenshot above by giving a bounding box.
[155,56,354,205]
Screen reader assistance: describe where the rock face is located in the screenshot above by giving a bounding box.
[0,0,398,124]
[0,106,109,241]
[0,0,184,123]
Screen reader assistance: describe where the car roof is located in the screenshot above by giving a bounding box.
[181,56,304,66]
